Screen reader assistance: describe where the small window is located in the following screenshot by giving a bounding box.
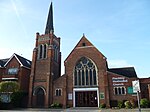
[26,60,31,65]
[1,94,11,103]
[114,87,126,95]
[55,89,61,96]
[43,44,47,58]
[82,43,86,46]
[8,68,18,75]
[39,45,43,59]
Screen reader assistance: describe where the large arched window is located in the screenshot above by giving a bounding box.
[74,57,97,87]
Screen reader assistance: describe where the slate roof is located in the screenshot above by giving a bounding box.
[108,67,137,78]
[3,53,31,69]
[14,53,31,68]
[45,2,54,34]
[0,59,9,67]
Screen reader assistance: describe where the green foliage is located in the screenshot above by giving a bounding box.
[100,103,106,108]
[130,99,136,108]
[50,102,62,108]
[0,81,20,92]
[10,91,26,107]
[140,98,150,108]
[117,100,124,108]
[124,101,132,109]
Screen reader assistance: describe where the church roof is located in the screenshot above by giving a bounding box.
[45,2,54,34]
[108,67,137,78]
[65,35,106,62]
[4,53,31,69]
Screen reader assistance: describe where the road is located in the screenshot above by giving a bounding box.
[0,108,150,112]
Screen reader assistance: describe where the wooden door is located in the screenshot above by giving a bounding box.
[75,91,98,107]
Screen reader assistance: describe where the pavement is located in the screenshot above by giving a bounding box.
[0,108,150,112]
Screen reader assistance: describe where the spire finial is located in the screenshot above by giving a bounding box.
[45,2,54,34]
[83,33,85,37]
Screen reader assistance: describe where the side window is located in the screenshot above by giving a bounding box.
[114,87,126,95]
[55,89,62,96]
[38,44,47,59]
[43,44,47,58]
[39,45,43,59]
[53,44,59,62]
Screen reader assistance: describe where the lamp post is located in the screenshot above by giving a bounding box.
[137,90,141,112]
[132,80,141,112]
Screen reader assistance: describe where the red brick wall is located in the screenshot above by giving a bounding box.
[64,37,109,107]
[19,67,30,92]
[53,74,67,108]
[107,71,137,106]
[28,33,61,108]
[140,78,150,100]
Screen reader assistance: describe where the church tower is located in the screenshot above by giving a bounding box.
[28,2,61,108]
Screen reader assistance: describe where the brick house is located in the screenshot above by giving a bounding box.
[0,53,31,105]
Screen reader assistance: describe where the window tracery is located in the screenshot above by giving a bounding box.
[74,57,97,87]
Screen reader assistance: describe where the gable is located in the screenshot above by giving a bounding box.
[65,35,106,62]
[4,53,31,69]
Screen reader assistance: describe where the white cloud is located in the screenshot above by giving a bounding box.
[108,59,133,68]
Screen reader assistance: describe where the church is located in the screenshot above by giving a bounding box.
[27,2,150,108]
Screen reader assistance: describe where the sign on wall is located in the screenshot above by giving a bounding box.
[68,93,72,100]
[100,92,105,99]
[112,77,128,86]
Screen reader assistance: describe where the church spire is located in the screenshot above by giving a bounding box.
[45,2,54,34]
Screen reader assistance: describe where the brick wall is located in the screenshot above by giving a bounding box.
[64,36,109,107]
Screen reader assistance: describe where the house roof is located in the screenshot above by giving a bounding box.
[108,67,137,78]
[0,59,9,67]
[4,53,31,69]
[14,53,31,68]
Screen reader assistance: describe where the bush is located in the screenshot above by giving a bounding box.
[10,91,27,107]
[130,99,136,108]
[50,102,62,108]
[140,98,149,108]
[0,81,20,92]
[117,100,124,108]
[100,103,106,108]
[124,101,132,109]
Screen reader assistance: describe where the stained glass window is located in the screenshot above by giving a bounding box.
[74,57,97,87]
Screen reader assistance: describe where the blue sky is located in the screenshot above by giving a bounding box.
[0,0,150,78]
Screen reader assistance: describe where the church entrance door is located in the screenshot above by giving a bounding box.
[36,88,45,107]
[75,91,98,107]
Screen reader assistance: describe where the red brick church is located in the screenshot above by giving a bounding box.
[27,2,150,108]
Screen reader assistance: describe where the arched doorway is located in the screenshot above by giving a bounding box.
[34,88,45,107]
